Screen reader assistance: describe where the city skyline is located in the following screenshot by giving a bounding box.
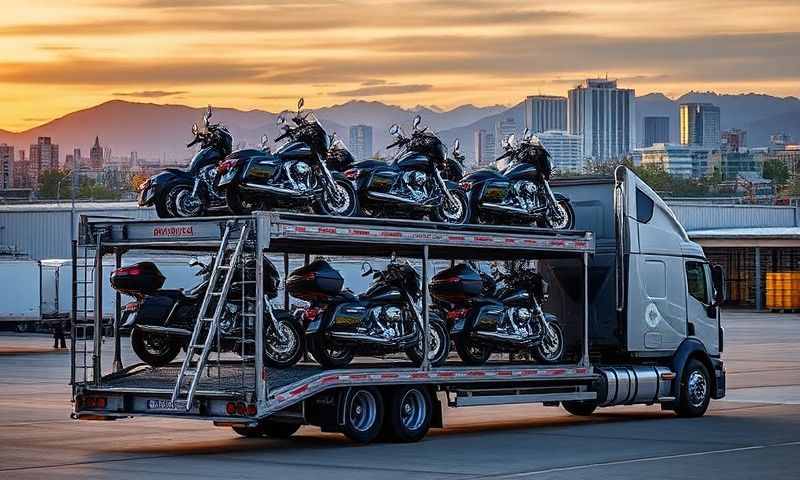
[1,0,798,131]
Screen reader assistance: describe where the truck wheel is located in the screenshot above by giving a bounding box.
[130,328,181,367]
[675,359,711,418]
[406,318,450,367]
[455,336,492,365]
[342,388,383,444]
[307,336,354,369]
[384,386,432,443]
[231,425,262,438]
[562,400,598,416]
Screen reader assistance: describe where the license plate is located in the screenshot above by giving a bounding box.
[146,399,197,413]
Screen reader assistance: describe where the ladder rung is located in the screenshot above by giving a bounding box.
[240,339,255,344]
[190,344,206,349]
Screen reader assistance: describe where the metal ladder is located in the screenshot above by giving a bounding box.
[171,221,249,409]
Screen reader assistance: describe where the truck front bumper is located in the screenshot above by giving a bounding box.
[711,358,726,399]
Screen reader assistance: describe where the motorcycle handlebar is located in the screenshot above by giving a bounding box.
[275,130,291,142]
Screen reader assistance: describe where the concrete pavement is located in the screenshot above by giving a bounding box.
[0,310,799,479]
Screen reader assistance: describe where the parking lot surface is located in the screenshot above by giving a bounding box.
[1,310,798,479]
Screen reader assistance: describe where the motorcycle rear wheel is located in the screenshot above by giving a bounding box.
[455,336,492,366]
[130,328,181,367]
[154,196,173,218]
[226,187,262,215]
[307,336,355,369]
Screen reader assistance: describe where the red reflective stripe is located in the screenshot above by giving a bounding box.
[475,236,491,242]
[321,375,338,384]
[410,372,429,379]
[289,384,308,396]
[319,227,336,234]
[380,373,400,379]
[380,231,401,237]
[497,370,513,376]
[351,229,370,236]
[436,371,457,378]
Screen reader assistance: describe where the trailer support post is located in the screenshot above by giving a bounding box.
[255,214,270,412]
[70,240,77,390]
[112,250,123,372]
[422,245,430,371]
[283,253,290,310]
[92,236,103,385]
[581,248,590,368]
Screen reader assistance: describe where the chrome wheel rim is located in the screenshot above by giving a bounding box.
[539,323,562,360]
[143,333,170,356]
[326,183,352,215]
[441,194,465,222]
[418,324,443,361]
[265,323,296,361]
[399,389,426,431]
[349,390,377,432]
[174,189,202,217]
[687,370,708,408]
[548,202,570,230]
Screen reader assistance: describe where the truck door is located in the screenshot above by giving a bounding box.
[685,261,720,355]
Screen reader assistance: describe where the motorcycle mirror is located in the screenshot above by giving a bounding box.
[297,97,304,111]
[361,261,372,274]
[281,124,290,132]
[204,105,212,126]
[192,123,198,135]
[188,257,200,267]
[260,134,269,147]
[389,124,400,136]
[277,114,286,125]
[453,139,460,152]
[506,134,515,147]
[523,128,532,141]
[412,115,421,130]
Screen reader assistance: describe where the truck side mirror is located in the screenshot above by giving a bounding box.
[711,264,725,305]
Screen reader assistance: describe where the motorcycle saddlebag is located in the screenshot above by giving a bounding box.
[430,263,483,303]
[110,262,166,295]
[286,259,344,302]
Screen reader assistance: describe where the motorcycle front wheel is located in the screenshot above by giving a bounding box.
[307,336,355,369]
[313,179,358,217]
[430,189,470,225]
[406,318,450,367]
[263,319,304,368]
[226,187,262,215]
[130,328,181,367]
[540,199,575,230]
[534,320,565,364]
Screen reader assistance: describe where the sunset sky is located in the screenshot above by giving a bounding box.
[1,0,798,131]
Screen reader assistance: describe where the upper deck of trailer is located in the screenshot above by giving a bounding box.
[79,212,594,260]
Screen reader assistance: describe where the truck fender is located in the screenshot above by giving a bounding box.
[670,338,716,402]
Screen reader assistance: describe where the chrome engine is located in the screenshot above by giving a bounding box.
[511,181,541,212]
[498,307,542,339]
[396,170,428,202]
[285,160,315,192]
[200,165,226,201]
[363,305,406,339]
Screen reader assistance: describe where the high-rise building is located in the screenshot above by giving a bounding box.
[567,78,635,162]
[90,137,104,170]
[495,116,518,153]
[679,103,721,149]
[72,148,82,169]
[770,133,791,148]
[721,129,746,153]
[524,96,567,133]
[29,137,59,181]
[0,144,14,189]
[348,125,373,161]
[12,150,30,188]
[535,131,584,173]
[643,116,670,148]
[473,129,496,167]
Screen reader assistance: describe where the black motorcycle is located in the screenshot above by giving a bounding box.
[459,131,575,229]
[287,257,450,369]
[430,261,565,365]
[344,116,470,224]
[215,98,358,217]
[138,106,233,218]
[110,256,304,368]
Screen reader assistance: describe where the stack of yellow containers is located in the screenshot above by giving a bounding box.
[766,272,800,310]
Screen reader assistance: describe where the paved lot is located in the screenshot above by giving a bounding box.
[0,310,798,479]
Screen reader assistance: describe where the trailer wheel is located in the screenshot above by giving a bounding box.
[261,421,301,438]
[562,400,598,416]
[342,387,383,444]
[384,386,432,443]
[231,425,263,438]
[675,359,711,418]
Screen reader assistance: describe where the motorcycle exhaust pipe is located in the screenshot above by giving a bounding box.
[328,330,418,347]
[137,325,192,337]
[366,191,427,207]
[472,330,538,346]
[243,182,318,197]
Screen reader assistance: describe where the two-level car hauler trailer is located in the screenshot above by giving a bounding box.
[70,167,726,443]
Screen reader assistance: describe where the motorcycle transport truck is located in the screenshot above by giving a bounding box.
[70,167,725,443]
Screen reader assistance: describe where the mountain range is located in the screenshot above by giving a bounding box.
[0,93,797,168]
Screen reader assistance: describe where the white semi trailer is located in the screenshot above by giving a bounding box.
[70,168,725,443]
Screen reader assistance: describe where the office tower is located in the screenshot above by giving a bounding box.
[643,116,670,147]
[495,116,518,153]
[90,136,103,170]
[639,143,711,178]
[348,125,373,161]
[535,131,584,173]
[679,103,721,149]
[0,144,13,189]
[721,129,746,153]
[567,78,636,162]
[29,137,59,181]
[474,129,496,167]
[524,96,567,133]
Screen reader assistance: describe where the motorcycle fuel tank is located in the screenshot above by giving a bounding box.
[503,163,539,182]
[188,147,224,175]
[395,152,430,171]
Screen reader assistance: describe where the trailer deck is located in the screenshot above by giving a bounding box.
[72,212,595,424]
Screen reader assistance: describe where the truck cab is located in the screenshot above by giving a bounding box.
[552,166,725,416]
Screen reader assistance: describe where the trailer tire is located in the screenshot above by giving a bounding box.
[342,387,383,444]
[562,400,598,416]
[261,421,301,439]
[384,386,432,443]
[675,359,711,418]
[231,425,263,438]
